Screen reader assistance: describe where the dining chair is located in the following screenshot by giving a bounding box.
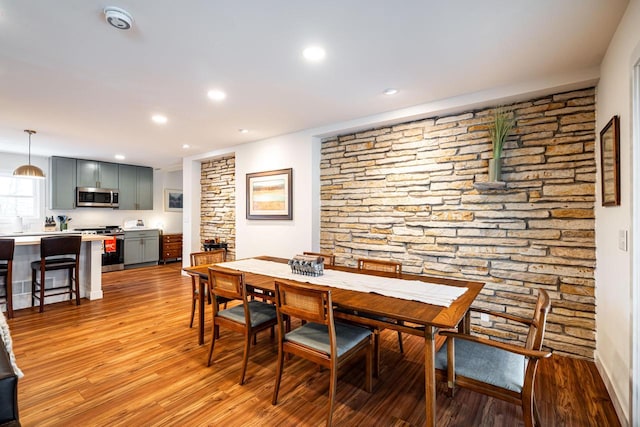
[0,239,15,319]
[188,250,226,328]
[272,280,373,427]
[356,258,404,354]
[435,289,552,427]
[31,235,82,313]
[303,251,336,266]
[207,267,277,385]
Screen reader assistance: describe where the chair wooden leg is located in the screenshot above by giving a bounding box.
[207,324,218,367]
[272,348,285,405]
[533,394,542,427]
[327,364,338,427]
[397,330,404,354]
[73,266,80,305]
[373,330,380,378]
[31,268,36,308]
[446,337,455,398]
[68,267,73,302]
[39,268,45,313]
[522,383,535,427]
[365,338,373,393]
[240,331,251,385]
[6,269,13,319]
[189,295,196,328]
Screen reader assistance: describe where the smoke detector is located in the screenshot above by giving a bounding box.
[104,6,133,30]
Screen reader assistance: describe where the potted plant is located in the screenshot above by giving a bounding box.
[488,107,515,182]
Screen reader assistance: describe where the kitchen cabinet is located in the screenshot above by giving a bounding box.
[49,156,77,210]
[124,229,159,267]
[77,159,119,189]
[160,233,182,264]
[48,156,153,210]
[118,164,154,210]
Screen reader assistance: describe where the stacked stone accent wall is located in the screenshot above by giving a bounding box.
[320,88,596,358]
[201,155,236,261]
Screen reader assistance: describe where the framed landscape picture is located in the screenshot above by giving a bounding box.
[599,116,620,206]
[164,189,183,212]
[246,168,292,220]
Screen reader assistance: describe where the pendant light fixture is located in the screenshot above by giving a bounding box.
[13,130,45,178]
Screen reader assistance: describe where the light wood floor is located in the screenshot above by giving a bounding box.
[7,263,620,426]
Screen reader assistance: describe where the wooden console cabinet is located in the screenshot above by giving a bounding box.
[160,233,182,264]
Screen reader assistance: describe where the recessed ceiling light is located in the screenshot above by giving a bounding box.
[182,144,190,149]
[114,154,125,160]
[302,46,326,62]
[207,89,227,101]
[239,129,249,134]
[151,114,168,124]
[383,88,398,96]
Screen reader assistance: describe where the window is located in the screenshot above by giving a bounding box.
[0,173,41,220]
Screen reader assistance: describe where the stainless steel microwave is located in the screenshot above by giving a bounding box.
[76,187,119,208]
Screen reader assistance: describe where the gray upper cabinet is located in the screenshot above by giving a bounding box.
[136,166,153,210]
[77,159,119,189]
[118,164,154,210]
[49,156,77,210]
[49,156,153,210]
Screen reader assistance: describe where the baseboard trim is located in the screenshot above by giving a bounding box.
[595,352,629,427]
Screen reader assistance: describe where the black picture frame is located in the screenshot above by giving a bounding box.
[599,115,620,206]
[246,168,293,220]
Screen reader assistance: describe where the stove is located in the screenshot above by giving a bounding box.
[74,225,124,236]
[75,226,125,271]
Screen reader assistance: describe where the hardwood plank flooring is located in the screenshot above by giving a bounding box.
[7,263,621,426]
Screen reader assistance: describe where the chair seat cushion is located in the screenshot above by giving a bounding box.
[285,321,371,357]
[218,300,276,327]
[30,258,77,270]
[435,338,526,393]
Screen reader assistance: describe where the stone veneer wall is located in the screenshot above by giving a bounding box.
[200,155,236,261]
[320,88,596,358]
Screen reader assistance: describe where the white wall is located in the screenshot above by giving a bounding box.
[182,132,319,262]
[0,153,182,233]
[595,1,640,424]
[234,133,318,259]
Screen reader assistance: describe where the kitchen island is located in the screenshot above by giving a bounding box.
[2,233,108,311]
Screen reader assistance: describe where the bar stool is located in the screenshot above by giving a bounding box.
[31,235,82,313]
[0,239,15,319]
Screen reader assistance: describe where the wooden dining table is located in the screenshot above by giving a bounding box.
[183,256,484,426]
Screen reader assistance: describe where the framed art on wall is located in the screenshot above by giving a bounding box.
[246,168,292,220]
[600,115,620,206]
[164,189,183,212]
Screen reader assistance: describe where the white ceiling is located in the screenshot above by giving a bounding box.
[0,0,629,170]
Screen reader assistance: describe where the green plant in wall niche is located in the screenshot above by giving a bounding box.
[488,106,515,182]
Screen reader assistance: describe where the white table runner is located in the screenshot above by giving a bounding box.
[216,258,467,307]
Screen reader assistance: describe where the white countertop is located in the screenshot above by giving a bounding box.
[122,227,160,232]
[4,233,109,246]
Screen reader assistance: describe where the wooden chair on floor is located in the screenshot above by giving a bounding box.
[272,280,373,427]
[435,289,552,427]
[303,251,336,266]
[356,258,404,354]
[0,239,15,319]
[31,235,82,313]
[188,250,226,328]
[207,267,277,385]
[357,258,401,275]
